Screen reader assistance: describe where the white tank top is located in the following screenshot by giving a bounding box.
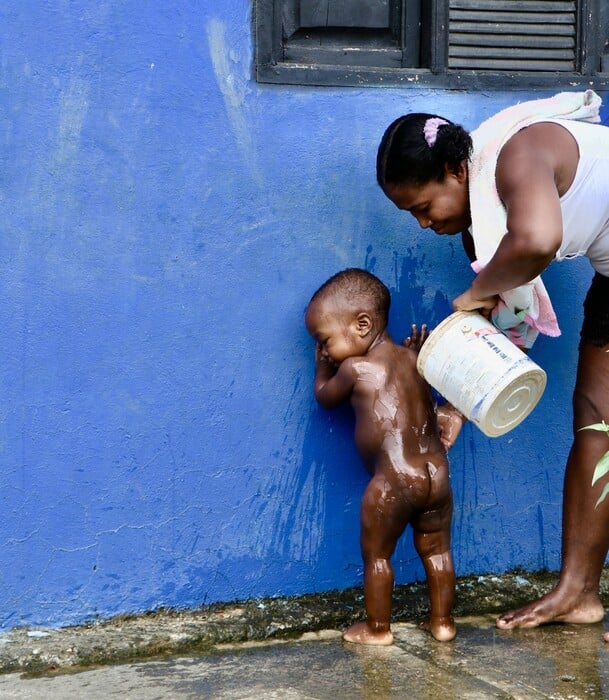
[543,118,609,276]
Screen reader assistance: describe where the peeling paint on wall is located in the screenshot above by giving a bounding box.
[205,16,261,185]
[55,77,89,165]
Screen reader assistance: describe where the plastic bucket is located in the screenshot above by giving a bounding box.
[416,311,547,437]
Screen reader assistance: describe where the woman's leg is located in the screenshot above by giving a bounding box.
[497,340,609,629]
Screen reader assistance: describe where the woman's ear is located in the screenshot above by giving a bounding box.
[444,159,468,183]
[456,159,468,183]
[354,312,373,336]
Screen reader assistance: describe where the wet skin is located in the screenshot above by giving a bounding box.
[385,121,609,631]
[306,297,456,644]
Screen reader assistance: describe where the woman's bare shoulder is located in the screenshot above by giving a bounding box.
[499,122,577,172]
[497,122,579,202]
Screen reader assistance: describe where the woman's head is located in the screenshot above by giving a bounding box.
[376,113,473,235]
[376,113,473,189]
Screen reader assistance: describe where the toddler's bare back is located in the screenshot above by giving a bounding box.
[348,339,448,509]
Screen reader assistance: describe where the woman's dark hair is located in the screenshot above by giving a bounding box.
[376,113,473,190]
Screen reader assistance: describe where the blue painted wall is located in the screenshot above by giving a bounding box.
[0,2,606,629]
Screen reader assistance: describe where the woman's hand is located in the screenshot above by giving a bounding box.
[452,287,498,316]
[436,404,467,451]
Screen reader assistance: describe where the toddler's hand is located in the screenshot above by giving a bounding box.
[403,323,428,353]
[315,344,337,372]
[315,343,323,365]
[437,404,466,450]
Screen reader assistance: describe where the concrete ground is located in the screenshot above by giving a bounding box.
[1,616,609,699]
[2,571,609,698]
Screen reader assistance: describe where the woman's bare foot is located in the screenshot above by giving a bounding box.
[419,616,456,641]
[496,589,605,630]
[342,621,394,646]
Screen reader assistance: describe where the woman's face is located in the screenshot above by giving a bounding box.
[384,161,471,235]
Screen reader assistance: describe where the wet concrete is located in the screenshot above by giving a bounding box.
[1,616,609,699]
[2,569,609,676]
[1,570,609,697]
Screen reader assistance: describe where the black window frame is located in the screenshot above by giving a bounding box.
[254,0,609,90]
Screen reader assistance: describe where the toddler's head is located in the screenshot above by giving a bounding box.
[305,269,390,364]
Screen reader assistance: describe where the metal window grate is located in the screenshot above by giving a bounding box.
[448,0,576,71]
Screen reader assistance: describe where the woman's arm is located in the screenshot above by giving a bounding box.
[454,123,566,312]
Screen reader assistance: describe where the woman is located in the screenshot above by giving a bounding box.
[376,95,609,630]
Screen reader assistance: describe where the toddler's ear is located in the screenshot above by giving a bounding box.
[355,312,372,336]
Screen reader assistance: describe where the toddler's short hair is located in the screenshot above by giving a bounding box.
[309,268,390,324]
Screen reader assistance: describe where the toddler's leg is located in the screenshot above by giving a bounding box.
[413,524,456,642]
[342,475,410,646]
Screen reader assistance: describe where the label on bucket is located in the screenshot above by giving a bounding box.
[417,311,547,437]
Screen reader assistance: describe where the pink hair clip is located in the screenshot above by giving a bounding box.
[423,117,449,147]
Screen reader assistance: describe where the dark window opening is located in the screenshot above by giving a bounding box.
[255,0,609,89]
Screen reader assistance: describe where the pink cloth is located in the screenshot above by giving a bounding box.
[471,261,560,349]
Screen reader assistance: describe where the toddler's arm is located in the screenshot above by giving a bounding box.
[313,346,355,409]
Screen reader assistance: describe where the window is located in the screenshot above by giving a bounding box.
[254,0,609,89]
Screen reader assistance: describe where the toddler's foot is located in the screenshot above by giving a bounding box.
[419,616,456,642]
[342,621,394,646]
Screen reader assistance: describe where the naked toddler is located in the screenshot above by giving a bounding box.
[305,268,456,645]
